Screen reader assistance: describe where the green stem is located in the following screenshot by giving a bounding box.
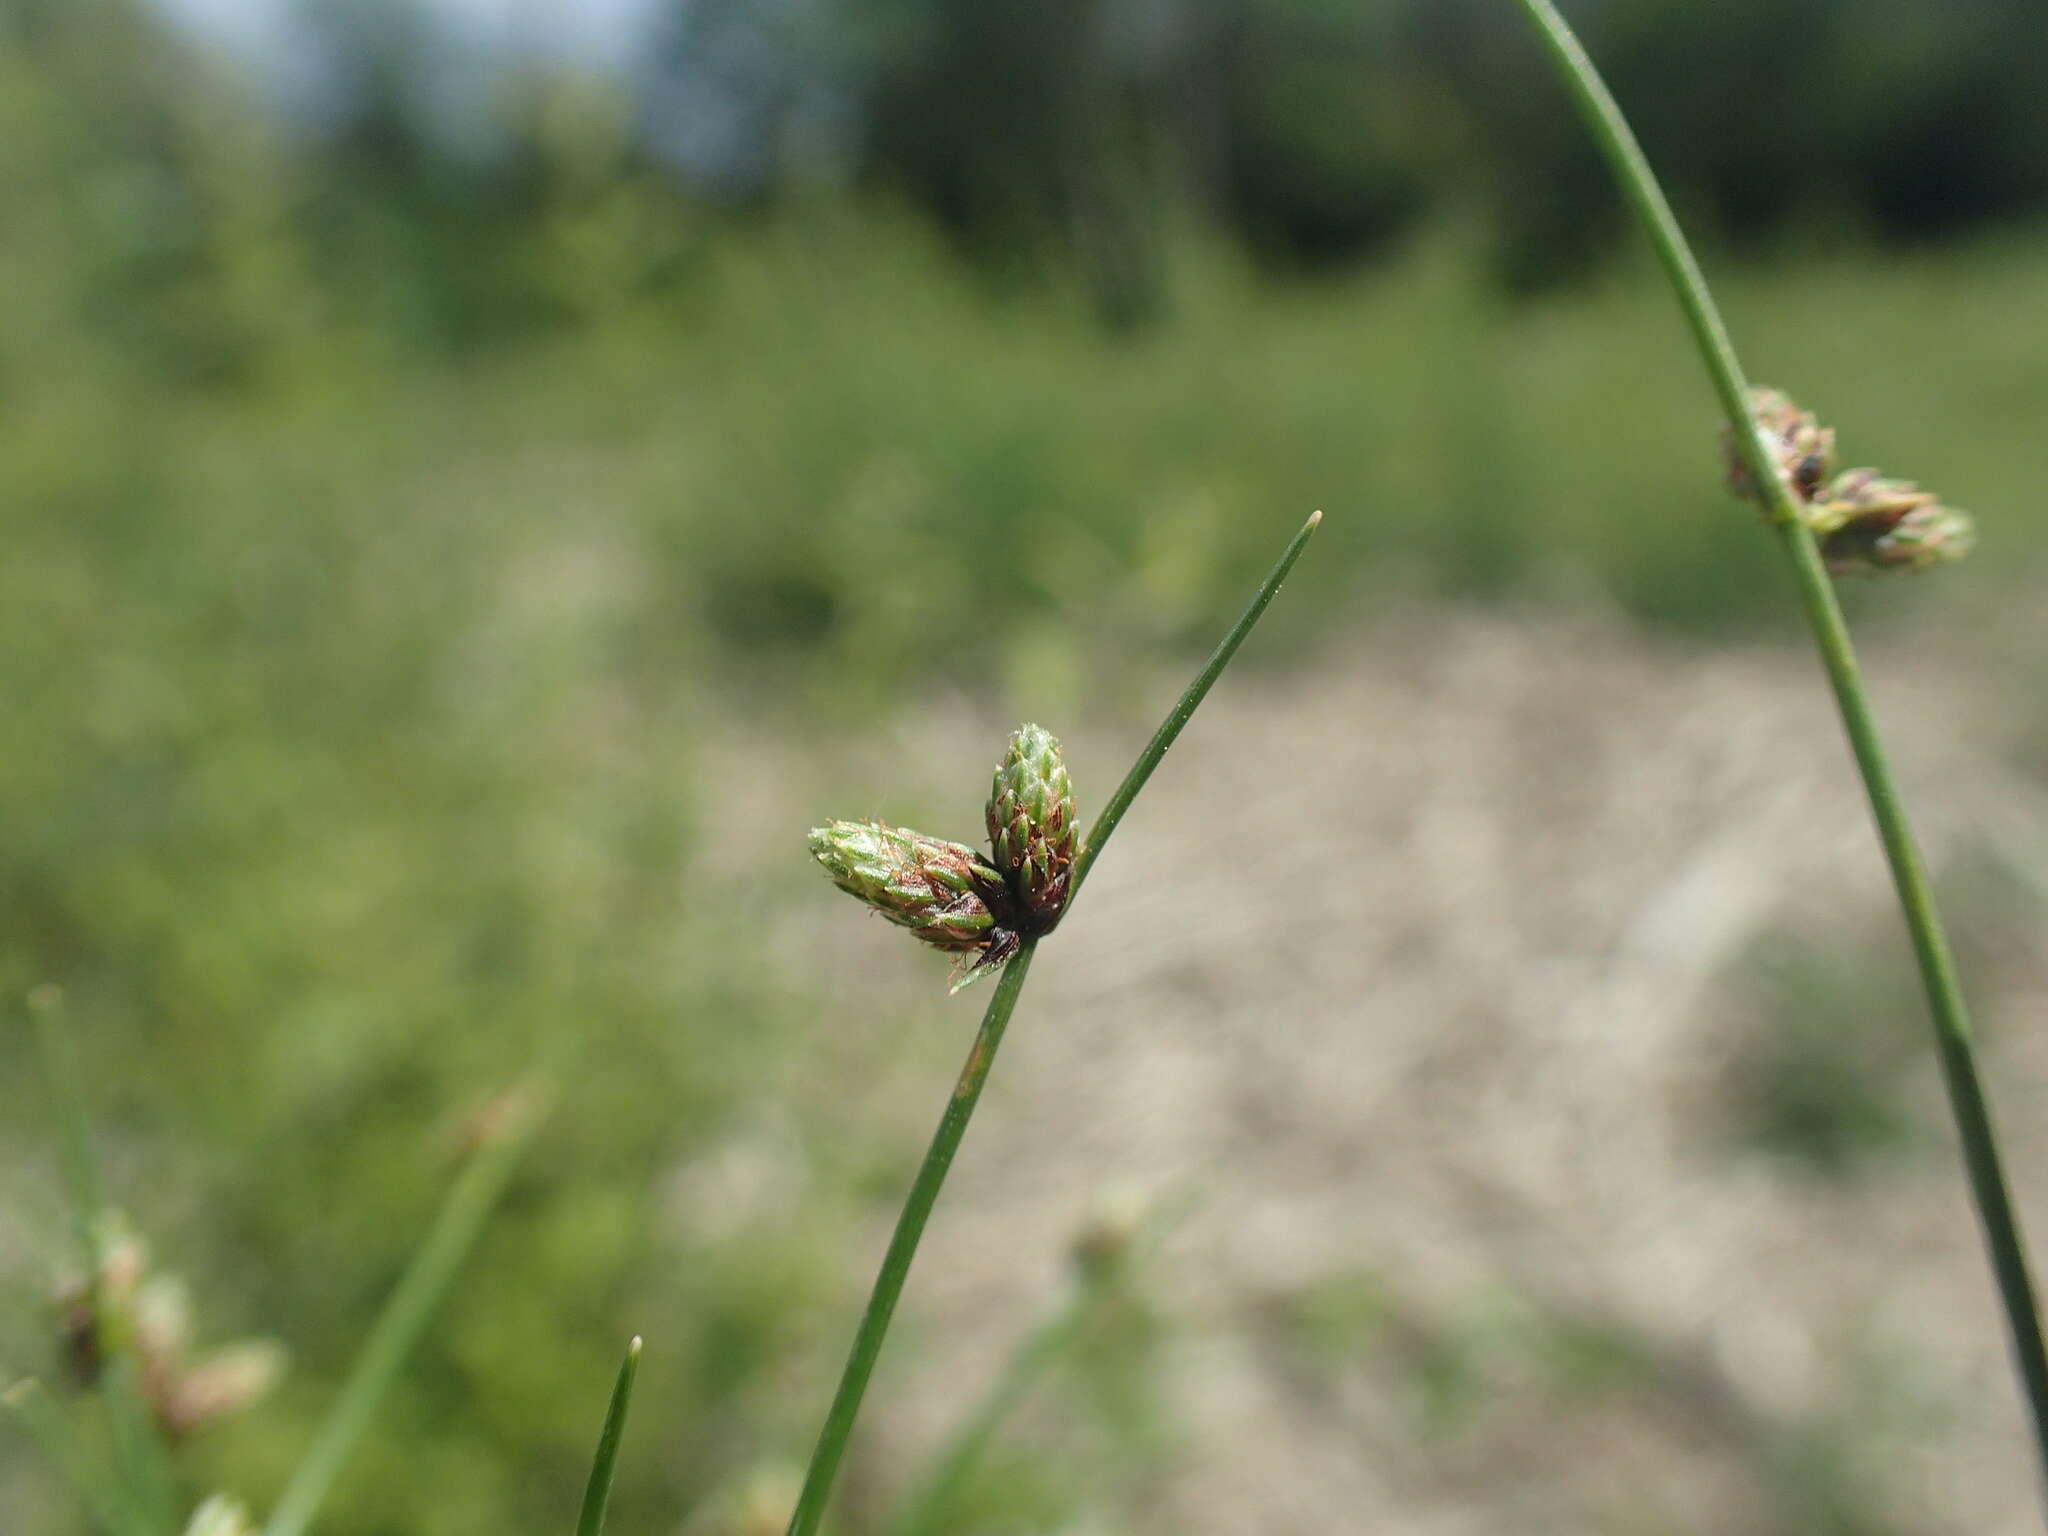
[1070,507,1322,902]
[786,941,1037,1536]
[28,989,177,1535]
[4,1379,154,1536]
[785,507,1322,1536]
[575,1336,643,1536]
[103,1358,178,1535]
[263,1089,542,1536]
[1511,0,2048,1488]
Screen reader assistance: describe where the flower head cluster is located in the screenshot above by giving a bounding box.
[809,725,1080,990]
[1723,386,1973,575]
[58,1216,287,1440]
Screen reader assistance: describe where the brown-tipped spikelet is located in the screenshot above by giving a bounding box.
[1718,392,1975,576]
[1724,386,1836,506]
[986,724,1079,933]
[1815,468,1976,574]
[807,820,1021,979]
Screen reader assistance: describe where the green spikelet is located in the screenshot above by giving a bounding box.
[807,820,1016,961]
[986,724,1078,933]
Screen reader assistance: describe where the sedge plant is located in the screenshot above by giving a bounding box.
[789,508,1322,1536]
[12,986,542,1536]
[1510,0,2048,1498]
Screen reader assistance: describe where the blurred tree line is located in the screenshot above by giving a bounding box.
[6,0,2047,354]
[656,0,2048,310]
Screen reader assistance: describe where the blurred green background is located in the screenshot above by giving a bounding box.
[5,1,2048,1532]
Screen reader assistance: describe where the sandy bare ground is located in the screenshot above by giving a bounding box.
[696,603,2048,1535]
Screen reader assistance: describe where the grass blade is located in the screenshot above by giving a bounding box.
[1509,0,2048,1494]
[1068,508,1322,902]
[784,507,1321,1536]
[575,1336,643,1536]
[262,1087,543,1536]
[28,988,177,1535]
[5,1379,154,1536]
[102,1358,178,1534]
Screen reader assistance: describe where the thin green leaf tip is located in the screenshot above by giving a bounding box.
[575,1336,642,1536]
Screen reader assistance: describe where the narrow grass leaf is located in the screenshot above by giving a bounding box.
[574,1336,643,1536]
[103,1358,178,1534]
[29,990,177,1534]
[5,1379,155,1536]
[262,1087,544,1536]
[886,1290,1088,1536]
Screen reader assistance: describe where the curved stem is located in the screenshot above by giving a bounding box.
[1511,0,2048,1490]
[264,1090,541,1536]
[786,941,1036,1536]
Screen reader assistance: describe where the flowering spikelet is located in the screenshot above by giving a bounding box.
[1815,468,1976,574]
[1718,390,1974,576]
[1723,386,1836,505]
[807,820,1020,983]
[56,1215,286,1439]
[986,724,1078,933]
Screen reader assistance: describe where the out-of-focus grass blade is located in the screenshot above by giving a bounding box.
[262,1085,545,1536]
[886,1299,1081,1536]
[29,988,177,1534]
[5,1378,155,1536]
[102,1358,178,1533]
[575,1336,643,1536]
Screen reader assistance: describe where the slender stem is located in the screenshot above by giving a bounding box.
[28,989,177,1535]
[575,1336,643,1536]
[102,1358,178,1535]
[786,507,1321,1536]
[786,941,1037,1536]
[1070,507,1323,902]
[4,1379,154,1536]
[1506,1,1774,521]
[1511,0,2048,1488]
[263,1089,542,1536]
